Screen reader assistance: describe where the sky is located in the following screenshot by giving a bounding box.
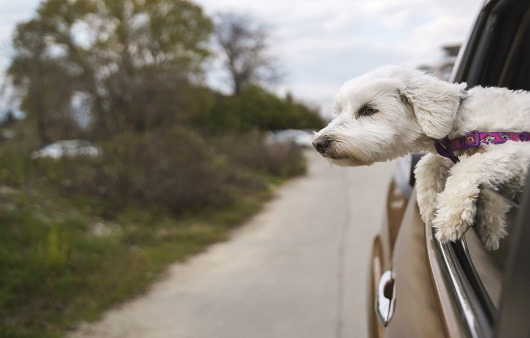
[0,0,485,115]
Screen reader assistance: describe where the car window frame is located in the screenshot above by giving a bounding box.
[432,0,530,336]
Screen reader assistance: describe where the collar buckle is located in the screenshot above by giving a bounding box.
[462,130,480,148]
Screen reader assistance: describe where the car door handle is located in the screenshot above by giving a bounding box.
[376,270,396,327]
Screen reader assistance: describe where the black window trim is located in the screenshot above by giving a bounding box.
[451,0,527,87]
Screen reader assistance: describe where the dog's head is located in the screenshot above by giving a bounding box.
[313,66,467,166]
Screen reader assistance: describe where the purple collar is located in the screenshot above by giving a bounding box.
[435,131,530,163]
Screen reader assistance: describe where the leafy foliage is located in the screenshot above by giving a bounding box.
[8,0,323,143]
[9,0,213,142]
[212,130,307,177]
[0,126,306,336]
[64,127,236,214]
[198,85,324,133]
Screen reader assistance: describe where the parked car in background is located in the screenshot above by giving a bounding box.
[266,129,314,148]
[31,140,100,159]
[368,0,530,337]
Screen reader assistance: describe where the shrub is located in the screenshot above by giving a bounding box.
[212,130,306,177]
[0,149,30,186]
[63,127,236,215]
[30,127,306,217]
[0,127,308,336]
[198,85,325,134]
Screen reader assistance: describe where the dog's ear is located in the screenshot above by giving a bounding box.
[400,71,467,139]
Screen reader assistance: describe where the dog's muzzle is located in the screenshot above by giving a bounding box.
[312,136,333,154]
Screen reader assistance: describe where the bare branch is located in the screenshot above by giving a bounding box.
[214,12,281,95]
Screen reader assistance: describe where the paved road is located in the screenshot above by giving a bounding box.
[72,151,396,338]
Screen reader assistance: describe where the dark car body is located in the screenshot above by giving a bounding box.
[368,0,530,337]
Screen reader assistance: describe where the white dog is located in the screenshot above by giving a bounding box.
[313,66,530,250]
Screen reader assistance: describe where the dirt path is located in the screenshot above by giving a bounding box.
[71,152,395,338]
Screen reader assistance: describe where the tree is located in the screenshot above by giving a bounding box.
[8,18,82,144]
[201,85,324,134]
[214,13,280,95]
[9,0,213,141]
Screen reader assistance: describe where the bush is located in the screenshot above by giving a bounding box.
[212,130,306,177]
[63,127,236,215]
[26,127,307,217]
[0,150,29,186]
[198,85,325,134]
[0,127,308,337]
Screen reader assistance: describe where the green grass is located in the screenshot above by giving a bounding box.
[0,184,273,338]
[0,130,306,337]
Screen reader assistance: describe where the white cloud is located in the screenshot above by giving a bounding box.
[0,0,41,71]
[196,0,484,104]
[0,0,485,106]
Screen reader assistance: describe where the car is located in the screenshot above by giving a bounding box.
[31,140,100,159]
[266,129,315,148]
[368,0,530,337]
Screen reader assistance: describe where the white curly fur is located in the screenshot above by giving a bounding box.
[314,66,530,250]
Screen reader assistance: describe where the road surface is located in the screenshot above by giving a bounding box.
[71,151,396,338]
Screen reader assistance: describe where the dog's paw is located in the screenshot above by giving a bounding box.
[432,207,474,243]
[474,190,510,250]
[433,217,471,243]
[432,192,478,243]
[477,229,506,251]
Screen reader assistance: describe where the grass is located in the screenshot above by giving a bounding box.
[0,129,306,337]
[0,182,274,338]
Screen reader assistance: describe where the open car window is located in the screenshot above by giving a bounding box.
[498,6,530,90]
[455,0,530,306]
[432,0,530,336]
[455,0,530,91]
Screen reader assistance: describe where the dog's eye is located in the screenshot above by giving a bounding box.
[358,105,377,116]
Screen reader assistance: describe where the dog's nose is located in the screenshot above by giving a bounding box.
[313,136,333,153]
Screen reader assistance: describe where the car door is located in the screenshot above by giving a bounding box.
[372,0,530,336]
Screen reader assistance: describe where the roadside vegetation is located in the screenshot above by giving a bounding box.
[0,0,324,337]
